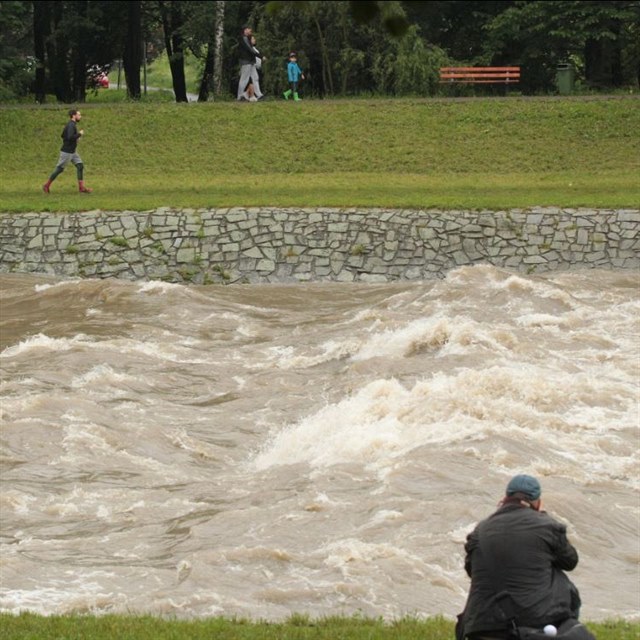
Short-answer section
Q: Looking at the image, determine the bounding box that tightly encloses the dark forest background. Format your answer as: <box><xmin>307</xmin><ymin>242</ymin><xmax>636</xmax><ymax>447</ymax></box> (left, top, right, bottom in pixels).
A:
<box><xmin>1</xmin><ymin>0</ymin><xmax>638</xmax><ymax>102</ymax></box>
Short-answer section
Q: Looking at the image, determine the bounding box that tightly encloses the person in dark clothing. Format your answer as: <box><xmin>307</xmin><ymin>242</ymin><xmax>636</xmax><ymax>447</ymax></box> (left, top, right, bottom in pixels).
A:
<box><xmin>43</xmin><ymin>109</ymin><xmax>92</xmax><ymax>194</ymax></box>
<box><xmin>237</xmin><ymin>26</ymin><xmax>265</xmax><ymax>101</ymax></box>
<box><xmin>456</xmin><ymin>475</ymin><xmax>592</xmax><ymax>640</ymax></box>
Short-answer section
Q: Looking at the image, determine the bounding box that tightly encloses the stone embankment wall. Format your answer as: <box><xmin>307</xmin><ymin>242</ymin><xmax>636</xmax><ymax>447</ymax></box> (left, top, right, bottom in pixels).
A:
<box><xmin>1</xmin><ymin>207</ymin><xmax>638</xmax><ymax>284</ymax></box>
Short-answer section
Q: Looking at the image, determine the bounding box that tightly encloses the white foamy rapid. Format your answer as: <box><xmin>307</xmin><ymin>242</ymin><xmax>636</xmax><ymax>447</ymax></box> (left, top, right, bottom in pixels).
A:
<box><xmin>0</xmin><ymin>267</ymin><xmax>638</xmax><ymax>622</ymax></box>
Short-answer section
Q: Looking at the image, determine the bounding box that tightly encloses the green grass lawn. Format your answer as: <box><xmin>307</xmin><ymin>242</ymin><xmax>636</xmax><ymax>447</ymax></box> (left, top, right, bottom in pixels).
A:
<box><xmin>1</xmin><ymin>97</ymin><xmax>638</xmax><ymax>636</ymax></box>
<box><xmin>0</xmin><ymin>613</ymin><xmax>637</xmax><ymax>640</ymax></box>
<box><xmin>144</xmin><ymin>50</ymin><xmax>202</xmax><ymax>95</ymax></box>
<box><xmin>96</xmin><ymin>49</ymin><xmax>202</xmax><ymax>96</ymax></box>
<box><xmin>0</xmin><ymin>96</ymin><xmax>638</xmax><ymax>213</ymax></box>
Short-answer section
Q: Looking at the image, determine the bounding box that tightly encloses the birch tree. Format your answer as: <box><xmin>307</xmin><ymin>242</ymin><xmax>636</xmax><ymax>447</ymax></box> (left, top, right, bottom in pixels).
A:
<box><xmin>213</xmin><ymin>1</ymin><xmax>225</xmax><ymax>97</ymax></box>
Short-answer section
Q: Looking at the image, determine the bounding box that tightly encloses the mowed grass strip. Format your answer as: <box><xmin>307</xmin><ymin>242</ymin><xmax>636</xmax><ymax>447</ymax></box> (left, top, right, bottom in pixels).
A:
<box><xmin>1</xmin><ymin>172</ymin><xmax>633</xmax><ymax>211</ymax></box>
<box><xmin>0</xmin><ymin>613</ymin><xmax>637</xmax><ymax>640</ymax></box>
<box><xmin>0</xmin><ymin>97</ymin><xmax>638</xmax><ymax>212</ymax></box>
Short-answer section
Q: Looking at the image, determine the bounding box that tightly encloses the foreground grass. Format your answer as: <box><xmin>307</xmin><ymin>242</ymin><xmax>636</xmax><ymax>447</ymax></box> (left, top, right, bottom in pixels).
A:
<box><xmin>0</xmin><ymin>96</ymin><xmax>638</xmax><ymax>212</ymax></box>
<box><xmin>0</xmin><ymin>613</ymin><xmax>636</xmax><ymax>640</ymax></box>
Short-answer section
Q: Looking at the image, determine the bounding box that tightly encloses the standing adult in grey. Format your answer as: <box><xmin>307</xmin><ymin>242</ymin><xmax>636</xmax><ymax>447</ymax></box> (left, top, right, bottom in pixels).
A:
<box><xmin>237</xmin><ymin>26</ymin><xmax>265</xmax><ymax>101</ymax></box>
<box><xmin>43</xmin><ymin>109</ymin><xmax>93</xmax><ymax>194</ymax></box>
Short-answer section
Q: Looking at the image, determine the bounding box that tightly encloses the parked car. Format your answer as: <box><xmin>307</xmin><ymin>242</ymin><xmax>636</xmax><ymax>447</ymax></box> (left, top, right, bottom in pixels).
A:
<box><xmin>87</xmin><ymin>65</ymin><xmax>110</xmax><ymax>89</ymax></box>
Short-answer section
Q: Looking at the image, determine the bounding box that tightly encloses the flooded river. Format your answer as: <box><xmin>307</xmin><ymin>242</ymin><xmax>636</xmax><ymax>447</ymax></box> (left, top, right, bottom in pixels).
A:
<box><xmin>0</xmin><ymin>266</ymin><xmax>638</xmax><ymax>621</ymax></box>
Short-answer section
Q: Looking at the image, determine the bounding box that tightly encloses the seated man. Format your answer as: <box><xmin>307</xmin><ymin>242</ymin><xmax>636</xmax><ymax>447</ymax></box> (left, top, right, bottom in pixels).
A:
<box><xmin>456</xmin><ymin>475</ymin><xmax>594</xmax><ymax>640</ymax></box>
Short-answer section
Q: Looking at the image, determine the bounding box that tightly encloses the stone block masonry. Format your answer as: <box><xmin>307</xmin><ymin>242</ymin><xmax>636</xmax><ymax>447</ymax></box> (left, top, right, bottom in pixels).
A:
<box><xmin>1</xmin><ymin>207</ymin><xmax>638</xmax><ymax>284</ymax></box>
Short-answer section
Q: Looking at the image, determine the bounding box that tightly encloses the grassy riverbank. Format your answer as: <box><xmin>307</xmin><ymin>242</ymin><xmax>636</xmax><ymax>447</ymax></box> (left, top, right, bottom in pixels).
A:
<box><xmin>1</xmin><ymin>613</ymin><xmax>637</xmax><ymax>640</ymax></box>
<box><xmin>0</xmin><ymin>96</ymin><xmax>638</xmax><ymax>212</ymax></box>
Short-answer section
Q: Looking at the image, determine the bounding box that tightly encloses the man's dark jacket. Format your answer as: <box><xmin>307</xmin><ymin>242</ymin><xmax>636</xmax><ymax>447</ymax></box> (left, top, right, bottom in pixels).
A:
<box><xmin>460</xmin><ymin>502</ymin><xmax>580</xmax><ymax>637</ymax></box>
<box><xmin>60</xmin><ymin>121</ymin><xmax>81</xmax><ymax>153</ymax></box>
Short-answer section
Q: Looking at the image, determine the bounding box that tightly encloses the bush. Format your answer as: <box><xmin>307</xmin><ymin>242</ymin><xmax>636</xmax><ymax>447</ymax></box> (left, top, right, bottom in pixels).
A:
<box><xmin>0</xmin><ymin>56</ymin><xmax>35</xmax><ymax>101</ymax></box>
<box><xmin>371</xmin><ymin>25</ymin><xmax>449</xmax><ymax>97</ymax></box>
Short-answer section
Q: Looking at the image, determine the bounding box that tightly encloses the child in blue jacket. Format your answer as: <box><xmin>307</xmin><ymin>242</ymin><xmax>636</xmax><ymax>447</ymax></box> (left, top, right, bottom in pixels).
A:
<box><xmin>283</xmin><ymin>52</ymin><xmax>305</xmax><ymax>101</ymax></box>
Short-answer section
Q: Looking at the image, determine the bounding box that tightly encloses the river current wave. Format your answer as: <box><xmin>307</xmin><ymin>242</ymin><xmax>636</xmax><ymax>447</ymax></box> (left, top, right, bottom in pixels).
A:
<box><xmin>0</xmin><ymin>266</ymin><xmax>638</xmax><ymax>620</ymax></box>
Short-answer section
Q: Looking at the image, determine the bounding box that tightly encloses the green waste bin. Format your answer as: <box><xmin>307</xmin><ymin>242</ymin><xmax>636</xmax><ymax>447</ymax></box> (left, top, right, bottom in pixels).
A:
<box><xmin>556</xmin><ymin>63</ymin><xmax>575</xmax><ymax>95</ymax></box>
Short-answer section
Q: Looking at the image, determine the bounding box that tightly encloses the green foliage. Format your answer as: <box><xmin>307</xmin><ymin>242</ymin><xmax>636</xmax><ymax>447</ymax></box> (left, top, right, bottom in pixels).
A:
<box><xmin>108</xmin><ymin>236</ymin><xmax>129</xmax><ymax>248</ymax></box>
<box><xmin>482</xmin><ymin>1</ymin><xmax>640</xmax><ymax>92</ymax></box>
<box><xmin>0</xmin><ymin>1</ymin><xmax>34</xmax><ymax>100</ymax></box>
<box><xmin>0</xmin><ymin>0</ymin><xmax>637</xmax><ymax>104</ymax></box>
<box><xmin>30</xmin><ymin>0</ymin><xmax>129</xmax><ymax>102</ymax></box>
<box><xmin>256</xmin><ymin>1</ymin><xmax>429</xmax><ymax>98</ymax></box>
<box><xmin>379</xmin><ymin>25</ymin><xmax>450</xmax><ymax>96</ymax></box>
<box><xmin>0</xmin><ymin>96</ymin><xmax>638</xmax><ymax>213</ymax></box>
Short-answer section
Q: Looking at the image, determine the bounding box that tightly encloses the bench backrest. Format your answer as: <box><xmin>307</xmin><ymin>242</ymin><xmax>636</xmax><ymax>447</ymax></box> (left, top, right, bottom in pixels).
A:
<box><xmin>439</xmin><ymin>66</ymin><xmax>520</xmax><ymax>83</ymax></box>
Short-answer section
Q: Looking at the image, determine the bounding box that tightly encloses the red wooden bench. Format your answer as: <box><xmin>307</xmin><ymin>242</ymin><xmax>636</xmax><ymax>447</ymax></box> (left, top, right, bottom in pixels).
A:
<box><xmin>439</xmin><ymin>66</ymin><xmax>521</xmax><ymax>84</ymax></box>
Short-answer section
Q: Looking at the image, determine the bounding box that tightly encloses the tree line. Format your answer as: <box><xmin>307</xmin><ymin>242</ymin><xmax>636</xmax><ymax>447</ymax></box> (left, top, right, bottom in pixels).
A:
<box><xmin>0</xmin><ymin>0</ymin><xmax>638</xmax><ymax>103</ymax></box>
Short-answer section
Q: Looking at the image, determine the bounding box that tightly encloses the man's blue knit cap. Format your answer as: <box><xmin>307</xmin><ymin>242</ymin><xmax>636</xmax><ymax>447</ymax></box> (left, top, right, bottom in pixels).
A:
<box><xmin>506</xmin><ymin>474</ymin><xmax>541</xmax><ymax>500</ymax></box>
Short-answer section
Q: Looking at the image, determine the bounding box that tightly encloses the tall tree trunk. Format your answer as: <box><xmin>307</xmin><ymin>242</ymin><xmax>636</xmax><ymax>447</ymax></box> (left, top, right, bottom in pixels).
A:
<box><xmin>123</xmin><ymin>0</ymin><xmax>142</xmax><ymax>99</ymax></box>
<box><xmin>198</xmin><ymin>0</ymin><xmax>225</xmax><ymax>102</ymax></box>
<box><xmin>71</xmin><ymin>0</ymin><xmax>89</xmax><ymax>103</ymax></box>
<box><xmin>213</xmin><ymin>0</ymin><xmax>225</xmax><ymax>97</ymax></box>
<box><xmin>313</xmin><ymin>14</ymin><xmax>333</xmax><ymax>96</ymax></box>
<box><xmin>48</xmin><ymin>1</ymin><xmax>73</xmax><ymax>102</ymax></box>
<box><xmin>608</xmin><ymin>19</ymin><xmax>624</xmax><ymax>87</ymax></box>
<box><xmin>33</xmin><ymin>0</ymin><xmax>49</xmax><ymax>103</ymax></box>
<box><xmin>198</xmin><ymin>37</ymin><xmax>215</xmax><ymax>102</ymax></box>
<box><xmin>159</xmin><ymin>0</ymin><xmax>188</xmax><ymax>103</ymax></box>
<box><xmin>584</xmin><ymin>18</ymin><xmax>624</xmax><ymax>90</ymax></box>
<box><xmin>584</xmin><ymin>38</ymin><xmax>615</xmax><ymax>88</ymax></box>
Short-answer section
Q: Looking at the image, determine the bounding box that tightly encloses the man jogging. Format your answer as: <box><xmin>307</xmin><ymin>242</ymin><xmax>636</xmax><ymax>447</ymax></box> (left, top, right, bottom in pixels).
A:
<box><xmin>43</xmin><ymin>109</ymin><xmax>93</xmax><ymax>194</ymax></box>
